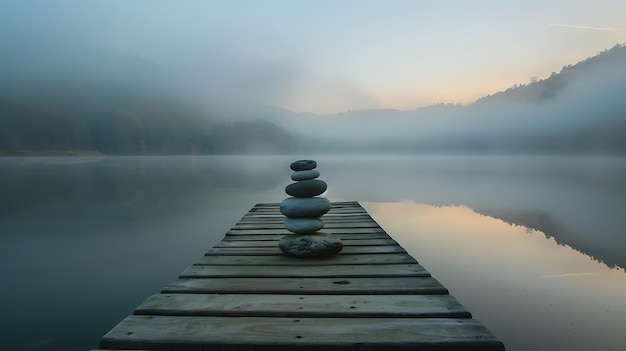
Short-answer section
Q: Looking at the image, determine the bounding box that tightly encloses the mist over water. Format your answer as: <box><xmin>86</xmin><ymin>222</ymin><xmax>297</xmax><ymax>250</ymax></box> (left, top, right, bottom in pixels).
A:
<box><xmin>2</xmin><ymin>9</ymin><xmax>625</xmax><ymax>156</ymax></box>
<box><xmin>0</xmin><ymin>155</ymin><xmax>625</xmax><ymax>351</ymax></box>
<box><xmin>1</xmin><ymin>4</ymin><xmax>626</xmax><ymax>351</ymax></box>
<box><xmin>276</xmin><ymin>47</ymin><xmax>626</xmax><ymax>155</ymax></box>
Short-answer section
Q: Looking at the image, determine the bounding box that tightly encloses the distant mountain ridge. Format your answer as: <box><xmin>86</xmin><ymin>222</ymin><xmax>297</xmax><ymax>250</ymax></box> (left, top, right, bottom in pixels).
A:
<box><xmin>472</xmin><ymin>43</ymin><xmax>626</xmax><ymax>106</ymax></box>
<box><xmin>276</xmin><ymin>43</ymin><xmax>626</xmax><ymax>155</ymax></box>
<box><xmin>0</xmin><ymin>43</ymin><xmax>624</xmax><ymax>155</ymax></box>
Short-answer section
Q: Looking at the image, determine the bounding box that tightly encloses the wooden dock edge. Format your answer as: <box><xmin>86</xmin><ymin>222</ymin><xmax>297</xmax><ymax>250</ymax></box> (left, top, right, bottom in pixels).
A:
<box><xmin>95</xmin><ymin>201</ymin><xmax>504</xmax><ymax>350</ymax></box>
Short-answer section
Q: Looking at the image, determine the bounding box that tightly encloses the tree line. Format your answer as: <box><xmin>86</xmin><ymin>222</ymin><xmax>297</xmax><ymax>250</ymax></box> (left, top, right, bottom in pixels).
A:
<box><xmin>0</xmin><ymin>95</ymin><xmax>293</xmax><ymax>155</ymax></box>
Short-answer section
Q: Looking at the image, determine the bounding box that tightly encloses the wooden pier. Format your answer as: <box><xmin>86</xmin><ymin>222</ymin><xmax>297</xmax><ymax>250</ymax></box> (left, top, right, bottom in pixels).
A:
<box><xmin>97</xmin><ymin>201</ymin><xmax>504</xmax><ymax>350</ymax></box>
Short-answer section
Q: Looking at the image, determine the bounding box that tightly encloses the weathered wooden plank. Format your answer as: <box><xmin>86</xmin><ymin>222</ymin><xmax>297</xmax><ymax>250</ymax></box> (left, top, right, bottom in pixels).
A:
<box><xmin>275</xmin><ymin>212</ymin><xmax>366</xmax><ymax>216</ymax></box>
<box><xmin>195</xmin><ymin>253</ymin><xmax>418</xmax><ymax>266</ymax></box>
<box><xmin>225</xmin><ymin>233</ymin><xmax>391</xmax><ymax>240</ymax></box>
<box><xmin>235</xmin><ymin>220</ymin><xmax>375</xmax><ymax>226</ymax></box>
<box><xmin>215</xmin><ymin>238</ymin><xmax>399</xmax><ymax>247</ymax></box>
<box><xmin>101</xmin><ymin>315</ymin><xmax>504</xmax><ymax>350</ymax></box>
<box><xmin>240</xmin><ymin>212</ymin><xmax>372</xmax><ymax>218</ymax></box>
<box><xmin>162</xmin><ymin>277</ymin><xmax>448</xmax><ymax>295</ymax></box>
<box><xmin>253</xmin><ymin>204</ymin><xmax>364</xmax><ymax>210</ymax></box>
<box><xmin>180</xmin><ymin>263</ymin><xmax>429</xmax><ymax>278</ymax></box>
<box><xmin>247</xmin><ymin>209</ymin><xmax>367</xmax><ymax>213</ymax></box>
<box><xmin>249</xmin><ymin>204</ymin><xmax>361</xmax><ymax>209</ymax></box>
<box><xmin>250</xmin><ymin>207</ymin><xmax>367</xmax><ymax>213</ymax></box>
<box><xmin>232</xmin><ymin>222</ymin><xmax>381</xmax><ymax>229</ymax></box>
<box><xmin>242</xmin><ymin>212</ymin><xmax>371</xmax><ymax>219</ymax></box>
<box><xmin>135</xmin><ymin>294</ymin><xmax>470</xmax><ymax>318</ymax></box>
<box><xmin>250</xmin><ymin>209</ymin><xmax>366</xmax><ymax>213</ymax></box>
<box><xmin>220</xmin><ymin>234</ymin><xmax>394</xmax><ymax>241</ymax></box>
<box><xmin>238</xmin><ymin>215</ymin><xmax>374</xmax><ymax>223</ymax></box>
<box><xmin>227</xmin><ymin>227</ymin><xmax>386</xmax><ymax>235</ymax></box>
<box><xmin>256</xmin><ymin>201</ymin><xmax>360</xmax><ymax>207</ymax></box>
<box><xmin>206</xmin><ymin>245</ymin><xmax>406</xmax><ymax>256</ymax></box>
<box><xmin>248</xmin><ymin>211</ymin><xmax>369</xmax><ymax>216</ymax></box>
<box><xmin>235</xmin><ymin>221</ymin><xmax>377</xmax><ymax>226</ymax></box>
<box><xmin>251</xmin><ymin>204</ymin><xmax>364</xmax><ymax>209</ymax></box>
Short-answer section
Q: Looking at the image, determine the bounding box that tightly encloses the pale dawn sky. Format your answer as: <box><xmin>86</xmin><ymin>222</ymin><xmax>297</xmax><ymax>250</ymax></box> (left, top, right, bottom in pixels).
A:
<box><xmin>1</xmin><ymin>0</ymin><xmax>625</xmax><ymax>113</ymax></box>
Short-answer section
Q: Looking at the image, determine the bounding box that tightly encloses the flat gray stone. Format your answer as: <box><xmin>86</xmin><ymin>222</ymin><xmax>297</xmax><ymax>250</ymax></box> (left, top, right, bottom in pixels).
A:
<box><xmin>285</xmin><ymin>180</ymin><xmax>327</xmax><ymax>197</ymax></box>
<box><xmin>291</xmin><ymin>169</ymin><xmax>320</xmax><ymax>181</ymax></box>
<box><xmin>279</xmin><ymin>233</ymin><xmax>343</xmax><ymax>257</ymax></box>
<box><xmin>290</xmin><ymin>160</ymin><xmax>317</xmax><ymax>171</ymax></box>
<box><xmin>284</xmin><ymin>217</ymin><xmax>324</xmax><ymax>234</ymax></box>
<box><xmin>280</xmin><ymin>197</ymin><xmax>331</xmax><ymax>218</ymax></box>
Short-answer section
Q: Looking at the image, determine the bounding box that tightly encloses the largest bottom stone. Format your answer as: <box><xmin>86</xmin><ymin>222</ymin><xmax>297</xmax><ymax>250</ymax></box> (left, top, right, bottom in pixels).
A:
<box><xmin>278</xmin><ymin>232</ymin><xmax>343</xmax><ymax>258</ymax></box>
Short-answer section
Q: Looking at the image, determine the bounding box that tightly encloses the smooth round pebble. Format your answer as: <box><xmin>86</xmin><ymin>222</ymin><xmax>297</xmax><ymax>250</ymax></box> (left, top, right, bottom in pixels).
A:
<box><xmin>279</xmin><ymin>233</ymin><xmax>343</xmax><ymax>257</ymax></box>
<box><xmin>280</xmin><ymin>197</ymin><xmax>331</xmax><ymax>217</ymax></box>
<box><xmin>291</xmin><ymin>169</ymin><xmax>320</xmax><ymax>181</ymax></box>
<box><xmin>284</xmin><ymin>217</ymin><xmax>324</xmax><ymax>234</ymax></box>
<box><xmin>290</xmin><ymin>160</ymin><xmax>317</xmax><ymax>171</ymax></box>
<box><xmin>285</xmin><ymin>179</ymin><xmax>327</xmax><ymax>197</ymax></box>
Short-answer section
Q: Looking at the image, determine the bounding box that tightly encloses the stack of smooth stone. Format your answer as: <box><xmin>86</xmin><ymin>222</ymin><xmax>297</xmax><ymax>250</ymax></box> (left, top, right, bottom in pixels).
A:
<box><xmin>278</xmin><ymin>160</ymin><xmax>343</xmax><ymax>257</ymax></box>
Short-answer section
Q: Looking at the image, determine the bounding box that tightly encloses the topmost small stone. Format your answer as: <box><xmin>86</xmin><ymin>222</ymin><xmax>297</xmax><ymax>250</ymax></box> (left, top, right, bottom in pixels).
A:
<box><xmin>290</xmin><ymin>159</ymin><xmax>317</xmax><ymax>171</ymax></box>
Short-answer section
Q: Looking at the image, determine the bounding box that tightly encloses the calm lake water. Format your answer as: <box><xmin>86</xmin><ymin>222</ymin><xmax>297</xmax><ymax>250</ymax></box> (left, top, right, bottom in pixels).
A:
<box><xmin>1</xmin><ymin>155</ymin><xmax>625</xmax><ymax>351</ymax></box>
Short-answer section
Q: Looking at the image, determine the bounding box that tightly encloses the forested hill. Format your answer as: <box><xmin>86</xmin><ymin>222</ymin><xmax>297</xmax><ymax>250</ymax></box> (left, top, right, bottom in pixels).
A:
<box><xmin>0</xmin><ymin>86</ymin><xmax>292</xmax><ymax>155</ymax></box>
<box><xmin>275</xmin><ymin>43</ymin><xmax>626</xmax><ymax>155</ymax></box>
<box><xmin>472</xmin><ymin>44</ymin><xmax>626</xmax><ymax>106</ymax></box>
<box><xmin>0</xmin><ymin>35</ymin><xmax>294</xmax><ymax>156</ymax></box>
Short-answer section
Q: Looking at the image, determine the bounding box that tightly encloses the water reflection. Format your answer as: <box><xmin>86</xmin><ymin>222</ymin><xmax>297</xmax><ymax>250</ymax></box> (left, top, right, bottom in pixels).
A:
<box><xmin>0</xmin><ymin>156</ymin><xmax>293</xmax><ymax>350</ymax></box>
<box><xmin>0</xmin><ymin>156</ymin><xmax>288</xmax><ymax>219</ymax></box>
<box><xmin>364</xmin><ymin>201</ymin><xmax>626</xmax><ymax>351</ymax></box>
<box><xmin>0</xmin><ymin>155</ymin><xmax>624</xmax><ymax>351</ymax></box>
<box><xmin>319</xmin><ymin>155</ymin><xmax>626</xmax><ymax>269</ymax></box>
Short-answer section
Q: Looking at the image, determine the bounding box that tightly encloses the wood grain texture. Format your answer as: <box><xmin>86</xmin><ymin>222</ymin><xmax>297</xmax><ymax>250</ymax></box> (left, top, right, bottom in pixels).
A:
<box><xmin>243</xmin><ymin>212</ymin><xmax>370</xmax><ymax>219</ymax></box>
<box><xmin>162</xmin><ymin>276</ymin><xmax>448</xmax><ymax>295</ymax></box>
<box><xmin>227</xmin><ymin>228</ymin><xmax>387</xmax><ymax>235</ymax></box>
<box><xmin>206</xmin><ymin>245</ymin><xmax>406</xmax><ymax>256</ymax></box>
<box><xmin>250</xmin><ymin>209</ymin><xmax>367</xmax><ymax>215</ymax></box>
<box><xmin>195</xmin><ymin>253</ymin><xmax>418</xmax><ymax>266</ymax></box>
<box><xmin>101</xmin><ymin>315</ymin><xmax>504</xmax><ymax>350</ymax></box>
<box><xmin>238</xmin><ymin>215</ymin><xmax>374</xmax><ymax>223</ymax></box>
<box><xmin>180</xmin><ymin>263</ymin><xmax>429</xmax><ymax>278</ymax></box>
<box><xmin>135</xmin><ymin>293</ymin><xmax>471</xmax><ymax>318</ymax></box>
<box><xmin>97</xmin><ymin>201</ymin><xmax>504</xmax><ymax>351</ymax></box>
<box><xmin>215</xmin><ymin>238</ymin><xmax>399</xmax><ymax>247</ymax></box>
<box><xmin>232</xmin><ymin>222</ymin><xmax>381</xmax><ymax>229</ymax></box>
<box><xmin>222</xmin><ymin>233</ymin><xmax>391</xmax><ymax>241</ymax></box>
